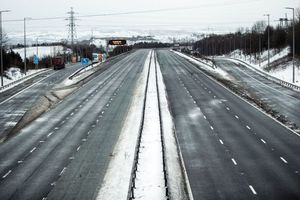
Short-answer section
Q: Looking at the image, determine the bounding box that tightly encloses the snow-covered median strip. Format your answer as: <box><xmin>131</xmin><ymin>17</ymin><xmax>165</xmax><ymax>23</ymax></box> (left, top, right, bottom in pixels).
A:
<box><xmin>133</xmin><ymin>51</ymin><xmax>166</xmax><ymax>200</ymax></box>
<box><xmin>95</xmin><ymin>51</ymin><xmax>151</xmax><ymax>200</ymax></box>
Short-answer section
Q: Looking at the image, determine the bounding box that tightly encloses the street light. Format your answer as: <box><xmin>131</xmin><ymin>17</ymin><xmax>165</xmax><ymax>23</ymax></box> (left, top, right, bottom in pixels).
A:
<box><xmin>23</xmin><ymin>17</ymin><xmax>31</xmax><ymax>75</ymax></box>
<box><xmin>0</xmin><ymin>10</ymin><xmax>11</xmax><ymax>87</ymax></box>
<box><xmin>285</xmin><ymin>7</ymin><xmax>295</xmax><ymax>83</ymax></box>
<box><xmin>264</xmin><ymin>14</ymin><xmax>270</xmax><ymax>68</ymax></box>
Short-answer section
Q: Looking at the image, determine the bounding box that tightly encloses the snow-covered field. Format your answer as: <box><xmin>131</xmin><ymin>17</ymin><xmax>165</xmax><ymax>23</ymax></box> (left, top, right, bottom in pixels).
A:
<box><xmin>11</xmin><ymin>46</ymin><xmax>65</xmax><ymax>61</ymax></box>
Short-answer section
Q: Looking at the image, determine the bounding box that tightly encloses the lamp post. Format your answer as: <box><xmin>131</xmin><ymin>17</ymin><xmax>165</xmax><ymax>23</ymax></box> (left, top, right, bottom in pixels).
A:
<box><xmin>264</xmin><ymin>14</ymin><xmax>270</xmax><ymax>68</ymax></box>
<box><xmin>23</xmin><ymin>17</ymin><xmax>31</xmax><ymax>75</ymax></box>
<box><xmin>285</xmin><ymin>7</ymin><xmax>295</xmax><ymax>83</ymax></box>
<box><xmin>0</xmin><ymin>10</ymin><xmax>11</xmax><ymax>87</ymax></box>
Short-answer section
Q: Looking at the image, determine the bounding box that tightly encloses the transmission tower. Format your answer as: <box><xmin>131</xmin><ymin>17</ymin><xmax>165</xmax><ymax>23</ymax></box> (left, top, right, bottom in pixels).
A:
<box><xmin>67</xmin><ymin>7</ymin><xmax>77</xmax><ymax>54</ymax></box>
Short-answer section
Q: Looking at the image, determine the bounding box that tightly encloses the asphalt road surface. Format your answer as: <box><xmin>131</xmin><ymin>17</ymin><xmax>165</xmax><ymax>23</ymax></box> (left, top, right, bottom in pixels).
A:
<box><xmin>0</xmin><ymin>49</ymin><xmax>149</xmax><ymax>200</ymax></box>
<box><xmin>0</xmin><ymin>64</ymin><xmax>84</xmax><ymax>139</ymax></box>
<box><xmin>215</xmin><ymin>58</ymin><xmax>300</xmax><ymax>129</ymax></box>
<box><xmin>157</xmin><ymin>50</ymin><xmax>300</xmax><ymax>200</ymax></box>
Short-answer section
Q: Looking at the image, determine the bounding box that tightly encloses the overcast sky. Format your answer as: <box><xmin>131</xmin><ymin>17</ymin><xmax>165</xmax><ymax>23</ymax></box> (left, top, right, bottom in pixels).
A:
<box><xmin>1</xmin><ymin>0</ymin><xmax>300</xmax><ymax>35</ymax></box>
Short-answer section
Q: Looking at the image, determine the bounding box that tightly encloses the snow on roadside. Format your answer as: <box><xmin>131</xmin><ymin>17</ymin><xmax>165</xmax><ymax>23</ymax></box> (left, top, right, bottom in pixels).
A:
<box><xmin>1</xmin><ymin>68</ymin><xmax>49</xmax><ymax>93</ymax></box>
<box><xmin>95</xmin><ymin>51</ymin><xmax>151</xmax><ymax>200</ymax></box>
<box><xmin>172</xmin><ymin>50</ymin><xmax>233</xmax><ymax>81</ymax></box>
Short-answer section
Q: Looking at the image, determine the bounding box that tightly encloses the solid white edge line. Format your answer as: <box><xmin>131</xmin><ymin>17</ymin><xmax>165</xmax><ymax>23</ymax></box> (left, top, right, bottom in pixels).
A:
<box><xmin>249</xmin><ymin>185</ymin><xmax>257</xmax><ymax>195</ymax></box>
<box><xmin>172</xmin><ymin>51</ymin><xmax>300</xmax><ymax>138</ymax></box>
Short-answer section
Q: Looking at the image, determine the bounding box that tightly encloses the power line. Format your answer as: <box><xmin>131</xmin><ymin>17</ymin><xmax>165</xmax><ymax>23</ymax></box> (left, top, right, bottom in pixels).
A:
<box><xmin>2</xmin><ymin>0</ymin><xmax>263</xmax><ymax>23</ymax></box>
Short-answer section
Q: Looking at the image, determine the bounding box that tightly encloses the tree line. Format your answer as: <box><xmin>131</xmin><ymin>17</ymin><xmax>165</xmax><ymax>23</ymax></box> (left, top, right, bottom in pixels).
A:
<box><xmin>194</xmin><ymin>9</ymin><xmax>300</xmax><ymax>58</ymax></box>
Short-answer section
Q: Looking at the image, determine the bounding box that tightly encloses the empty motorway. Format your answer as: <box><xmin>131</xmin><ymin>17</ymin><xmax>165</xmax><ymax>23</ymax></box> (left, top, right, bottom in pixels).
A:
<box><xmin>0</xmin><ymin>49</ymin><xmax>299</xmax><ymax>200</ymax></box>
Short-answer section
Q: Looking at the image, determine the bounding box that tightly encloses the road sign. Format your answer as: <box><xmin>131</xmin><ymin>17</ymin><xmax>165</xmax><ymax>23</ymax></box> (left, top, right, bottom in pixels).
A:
<box><xmin>108</xmin><ymin>40</ymin><xmax>127</xmax><ymax>45</ymax></box>
<box><xmin>81</xmin><ymin>58</ymin><xmax>89</xmax><ymax>65</ymax></box>
<box><xmin>33</xmin><ymin>55</ymin><xmax>39</xmax><ymax>65</ymax></box>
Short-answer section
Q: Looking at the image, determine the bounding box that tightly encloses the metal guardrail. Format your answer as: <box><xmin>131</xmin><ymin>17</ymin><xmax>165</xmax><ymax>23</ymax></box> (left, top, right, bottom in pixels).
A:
<box><xmin>229</xmin><ymin>58</ymin><xmax>300</xmax><ymax>92</ymax></box>
<box><xmin>0</xmin><ymin>69</ymin><xmax>50</xmax><ymax>92</ymax></box>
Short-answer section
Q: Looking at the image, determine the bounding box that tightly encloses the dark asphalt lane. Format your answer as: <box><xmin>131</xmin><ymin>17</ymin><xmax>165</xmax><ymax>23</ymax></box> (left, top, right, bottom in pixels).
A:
<box><xmin>0</xmin><ymin>64</ymin><xmax>84</xmax><ymax>139</ymax></box>
<box><xmin>215</xmin><ymin>58</ymin><xmax>300</xmax><ymax>129</ymax></box>
<box><xmin>157</xmin><ymin>50</ymin><xmax>300</xmax><ymax>200</ymax></box>
<box><xmin>0</xmin><ymin>49</ymin><xmax>149</xmax><ymax>200</ymax></box>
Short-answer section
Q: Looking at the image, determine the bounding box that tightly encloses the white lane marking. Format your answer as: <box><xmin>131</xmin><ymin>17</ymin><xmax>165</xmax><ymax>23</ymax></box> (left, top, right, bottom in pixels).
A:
<box><xmin>106</xmin><ymin>104</ymin><xmax>110</xmax><ymax>107</ymax></box>
<box><xmin>18</xmin><ymin>160</ymin><xmax>23</xmax><ymax>164</ymax></box>
<box><xmin>210</xmin><ymin>126</ymin><xmax>214</xmax><ymax>130</ymax></box>
<box><xmin>193</xmin><ymin>101</ymin><xmax>196</xmax><ymax>104</ymax></box>
<box><xmin>47</xmin><ymin>132</ymin><xmax>53</xmax><ymax>138</ymax></box>
<box><xmin>231</xmin><ymin>158</ymin><xmax>237</xmax><ymax>165</ymax></box>
<box><xmin>249</xmin><ymin>185</ymin><xmax>257</xmax><ymax>195</ymax></box>
<box><xmin>2</xmin><ymin>170</ymin><xmax>12</xmax><ymax>179</ymax></box>
<box><xmin>79</xmin><ymin>105</ymin><xmax>82</xmax><ymax>108</ymax></box>
<box><xmin>59</xmin><ymin>167</ymin><xmax>67</xmax><ymax>176</ymax></box>
<box><xmin>76</xmin><ymin>146</ymin><xmax>81</xmax><ymax>152</ymax></box>
<box><xmin>30</xmin><ymin>147</ymin><xmax>37</xmax><ymax>153</ymax></box>
<box><xmin>39</xmin><ymin>140</ymin><xmax>45</xmax><ymax>143</ymax></box>
<box><xmin>82</xmin><ymin>138</ymin><xmax>87</xmax><ymax>142</ymax></box>
<box><xmin>280</xmin><ymin>157</ymin><xmax>288</xmax><ymax>164</ymax></box>
<box><xmin>203</xmin><ymin>116</ymin><xmax>207</xmax><ymax>120</ymax></box>
<box><xmin>260</xmin><ymin>139</ymin><xmax>266</xmax><ymax>144</ymax></box>
<box><xmin>54</xmin><ymin>127</ymin><xmax>59</xmax><ymax>130</ymax></box>
<box><xmin>214</xmin><ymin>96</ymin><xmax>216</xmax><ymax>98</ymax></box>
<box><xmin>101</xmin><ymin>111</ymin><xmax>105</xmax><ymax>114</ymax></box>
<box><xmin>226</xmin><ymin>107</ymin><xmax>230</xmax><ymax>111</ymax></box>
<box><xmin>246</xmin><ymin>125</ymin><xmax>251</xmax><ymax>130</ymax></box>
<box><xmin>235</xmin><ymin>115</ymin><xmax>239</xmax><ymax>119</ymax></box>
<box><xmin>70</xmin><ymin>112</ymin><xmax>74</xmax><ymax>116</ymax></box>
<box><xmin>219</xmin><ymin>139</ymin><xmax>224</xmax><ymax>145</ymax></box>
<box><xmin>61</xmin><ymin>120</ymin><xmax>65</xmax><ymax>124</ymax></box>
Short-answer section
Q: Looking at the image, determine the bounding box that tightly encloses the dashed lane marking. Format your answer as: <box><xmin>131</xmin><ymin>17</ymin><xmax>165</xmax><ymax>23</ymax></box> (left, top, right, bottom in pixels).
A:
<box><xmin>219</xmin><ymin>139</ymin><xmax>224</xmax><ymax>145</ymax></box>
<box><xmin>76</xmin><ymin>146</ymin><xmax>81</xmax><ymax>152</ymax></box>
<box><xmin>30</xmin><ymin>147</ymin><xmax>37</xmax><ymax>153</ymax></box>
<box><xmin>235</xmin><ymin>115</ymin><xmax>239</xmax><ymax>119</ymax></box>
<box><xmin>246</xmin><ymin>125</ymin><xmax>251</xmax><ymax>130</ymax></box>
<box><xmin>231</xmin><ymin>158</ymin><xmax>237</xmax><ymax>165</ymax></box>
<box><xmin>47</xmin><ymin>132</ymin><xmax>53</xmax><ymax>138</ymax></box>
<box><xmin>2</xmin><ymin>170</ymin><xmax>12</xmax><ymax>179</ymax></box>
<box><xmin>249</xmin><ymin>185</ymin><xmax>257</xmax><ymax>195</ymax></box>
<box><xmin>280</xmin><ymin>157</ymin><xmax>288</xmax><ymax>164</ymax></box>
<box><xmin>260</xmin><ymin>139</ymin><xmax>266</xmax><ymax>144</ymax></box>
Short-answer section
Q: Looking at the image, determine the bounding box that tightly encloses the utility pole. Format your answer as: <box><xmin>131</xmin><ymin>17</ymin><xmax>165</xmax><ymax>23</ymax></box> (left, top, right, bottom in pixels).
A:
<box><xmin>36</xmin><ymin>37</ymin><xmax>38</xmax><ymax>69</ymax></box>
<box><xmin>0</xmin><ymin>10</ymin><xmax>10</xmax><ymax>87</ymax></box>
<box><xmin>264</xmin><ymin>14</ymin><xmax>270</xmax><ymax>68</ymax></box>
<box><xmin>24</xmin><ymin>18</ymin><xmax>30</xmax><ymax>75</ymax></box>
<box><xmin>285</xmin><ymin>7</ymin><xmax>295</xmax><ymax>83</ymax></box>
